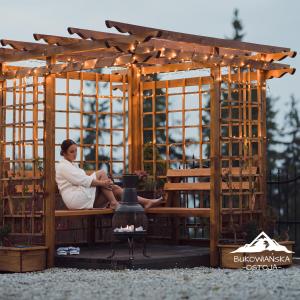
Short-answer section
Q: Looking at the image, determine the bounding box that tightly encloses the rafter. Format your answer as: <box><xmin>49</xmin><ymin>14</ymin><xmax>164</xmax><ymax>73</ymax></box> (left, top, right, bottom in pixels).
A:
<box><xmin>106</xmin><ymin>20</ymin><xmax>290</xmax><ymax>54</ymax></box>
<box><xmin>0</xmin><ymin>39</ymin><xmax>119</xmax><ymax>62</ymax></box>
<box><xmin>0</xmin><ymin>50</ymin><xmax>161</xmax><ymax>79</ymax></box>
<box><xmin>0</xmin><ymin>39</ymin><xmax>48</xmax><ymax>51</ymax></box>
<box><xmin>33</xmin><ymin>33</ymin><xmax>82</xmax><ymax>46</ymax></box>
<box><xmin>68</xmin><ymin>27</ymin><xmax>160</xmax><ymax>43</ymax></box>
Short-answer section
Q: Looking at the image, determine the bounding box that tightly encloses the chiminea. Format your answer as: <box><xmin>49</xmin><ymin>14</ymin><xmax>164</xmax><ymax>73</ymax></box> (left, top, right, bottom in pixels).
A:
<box><xmin>112</xmin><ymin>174</ymin><xmax>148</xmax><ymax>238</ymax></box>
<box><xmin>109</xmin><ymin>174</ymin><xmax>148</xmax><ymax>260</ymax></box>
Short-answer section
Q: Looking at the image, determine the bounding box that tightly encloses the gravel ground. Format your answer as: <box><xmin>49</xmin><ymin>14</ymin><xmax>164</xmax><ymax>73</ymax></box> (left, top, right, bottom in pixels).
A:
<box><xmin>0</xmin><ymin>266</ymin><xmax>300</xmax><ymax>300</ymax></box>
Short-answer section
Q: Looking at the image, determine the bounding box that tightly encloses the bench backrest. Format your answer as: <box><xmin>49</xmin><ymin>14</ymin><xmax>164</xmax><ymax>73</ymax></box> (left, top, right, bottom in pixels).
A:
<box><xmin>166</xmin><ymin>167</ymin><xmax>258</xmax><ymax>178</ymax></box>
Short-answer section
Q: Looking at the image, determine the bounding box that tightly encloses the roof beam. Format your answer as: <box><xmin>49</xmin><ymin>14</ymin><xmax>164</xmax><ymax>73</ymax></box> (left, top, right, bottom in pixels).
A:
<box><xmin>68</xmin><ymin>27</ymin><xmax>160</xmax><ymax>43</ymax></box>
<box><xmin>1</xmin><ymin>39</ymin><xmax>48</xmax><ymax>51</ymax></box>
<box><xmin>142</xmin><ymin>38</ymin><xmax>251</xmax><ymax>56</ymax></box>
<box><xmin>140</xmin><ymin>58</ymin><xmax>292</xmax><ymax>75</ymax></box>
<box><xmin>0</xmin><ymin>51</ymin><xmax>160</xmax><ymax>79</ymax></box>
<box><xmin>0</xmin><ymin>39</ymin><xmax>121</xmax><ymax>62</ymax></box>
<box><xmin>106</xmin><ymin>20</ymin><xmax>290</xmax><ymax>54</ymax></box>
<box><xmin>33</xmin><ymin>33</ymin><xmax>82</xmax><ymax>46</ymax></box>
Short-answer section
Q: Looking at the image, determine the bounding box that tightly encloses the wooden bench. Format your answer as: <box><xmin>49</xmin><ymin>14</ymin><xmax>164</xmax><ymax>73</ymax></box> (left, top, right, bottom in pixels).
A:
<box><xmin>55</xmin><ymin>207</ymin><xmax>210</xmax><ymax>217</ymax></box>
<box><xmin>164</xmin><ymin>167</ymin><xmax>258</xmax><ymax>207</ymax></box>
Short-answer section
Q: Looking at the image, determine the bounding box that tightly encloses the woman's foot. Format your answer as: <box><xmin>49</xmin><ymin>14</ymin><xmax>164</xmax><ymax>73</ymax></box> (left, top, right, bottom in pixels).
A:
<box><xmin>109</xmin><ymin>201</ymin><xmax>120</xmax><ymax>210</ymax></box>
<box><xmin>144</xmin><ymin>196</ymin><xmax>163</xmax><ymax>209</ymax></box>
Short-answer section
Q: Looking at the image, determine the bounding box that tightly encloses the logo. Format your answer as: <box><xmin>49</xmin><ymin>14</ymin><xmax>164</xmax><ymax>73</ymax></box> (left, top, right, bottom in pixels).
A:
<box><xmin>230</xmin><ymin>231</ymin><xmax>294</xmax><ymax>254</ymax></box>
<box><xmin>229</xmin><ymin>231</ymin><xmax>294</xmax><ymax>270</ymax></box>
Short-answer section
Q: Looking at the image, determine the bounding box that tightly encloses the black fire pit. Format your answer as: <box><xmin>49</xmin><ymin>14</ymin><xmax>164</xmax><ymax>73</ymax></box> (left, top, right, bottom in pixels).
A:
<box><xmin>108</xmin><ymin>174</ymin><xmax>149</xmax><ymax>260</ymax></box>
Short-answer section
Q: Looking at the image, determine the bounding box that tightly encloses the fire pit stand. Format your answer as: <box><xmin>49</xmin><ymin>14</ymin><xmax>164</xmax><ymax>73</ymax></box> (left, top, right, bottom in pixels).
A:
<box><xmin>107</xmin><ymin>234</ymin><xmax>149</xmax><ymax>260</ymax></box>
<box><xmin>108</xmin><ymin>174</ymin><xmax>150</xmax><ymax>261</ymax></box>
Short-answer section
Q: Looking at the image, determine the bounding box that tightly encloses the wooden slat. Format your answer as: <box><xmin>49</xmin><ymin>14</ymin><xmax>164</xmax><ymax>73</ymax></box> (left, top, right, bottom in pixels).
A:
<box><xmin>0</xmin><ymin>246</ymin><xmax>47</xmax><ymax>251</ymax></box>
<box><xmin>0</xmin><ymin>52</ymin><xmax>158</xmax><ymax>79</ymax></box>
<box><xmin>33</xmin><ymin>33</ymin><xmax>82</xmax><ymax>46</ymax></box>
<box><xmin>221</xmin><ymin>209</ymin><xmax>263</xmax><ymax>215</ymax></box>
<box><xmin>167</xmin><ymin>168</ymin><xmax>211</xmax><ymax>177</ymax></box>
<box><xmin>67</xmin><ymin>27</ymin><xmax>158</xmax><ymax>43</ymax></box>
<box><xmin>142</xmin><ymin>38</ymin><xmax>251</xmax><ymax>56</ymax></box>
<box><xmin>164</xmin><ymin>182</ymin><xmax>251</xmax><ymax>191</ymax></box>
<box><xmin>141</xmin><ymin>60</ymin><xmax>293</xmax><ymax>75</ymax></box>
<box><xmin>55</xmin><ymin>208</ymin><xmax>113</xmax><ymax>217</ymax></box>
<box><xmin>146</xmin><ymin>207</ymin><xmax>210</xmax><ymax>217</ymax></box>
<box><xmin>0</xmin><ymin>39</ymin><xmax>110</xmax><ymax>63</ymax></box>
<box><xmin>141</xmin><ymin>69</ymin><xmax>292</xmax><ymax>91</ymax></box>
<box><xmin>54</xmin><ymin>207</ymin><xmax>210</xmax><ymax>217</ymax></box>
<box><xmin>166</xmin><ymin>167</ymin><xmax>257</xmax><ymax>178</ymax></box>
<box><xmin>0</xmin><ymin>39</ymin><xmax>48</xmax><ymax>51</ymax></box>
<box><xmin>106</xmin><ymin>20</ymin><xmax>290</xmax><ymax>53</ymax></box>
<box><xmin>266</xmin><ymin>68</ymin><xmax>296</xmax><ymax>79</ymax></box>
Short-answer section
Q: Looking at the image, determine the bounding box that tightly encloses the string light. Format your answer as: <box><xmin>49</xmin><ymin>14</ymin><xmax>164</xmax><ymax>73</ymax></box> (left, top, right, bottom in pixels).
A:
<box><xmin>130</xmin><ymin>44</ymin><xmax>135</xmax><ymax>51</ymax></box>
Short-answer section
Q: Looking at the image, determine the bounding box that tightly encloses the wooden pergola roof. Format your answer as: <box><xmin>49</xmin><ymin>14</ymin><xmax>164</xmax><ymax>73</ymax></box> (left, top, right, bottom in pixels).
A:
<box><xmin>0</xmin><ymin>20</ymin><xmax>296</xmax><ymax>79</ymax></box>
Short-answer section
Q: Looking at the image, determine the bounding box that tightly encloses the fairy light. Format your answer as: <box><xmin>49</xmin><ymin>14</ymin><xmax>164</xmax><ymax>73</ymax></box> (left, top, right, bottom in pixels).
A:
<box><xmin>130</xmin><ymin>44</ymin><xmax>135</xmax><ymax>51</ymax></box>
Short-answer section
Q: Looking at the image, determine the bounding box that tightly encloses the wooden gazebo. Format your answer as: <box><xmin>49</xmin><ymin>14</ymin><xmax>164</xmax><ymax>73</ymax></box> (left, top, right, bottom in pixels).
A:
<box><xmin>0</xmin><ymin>21</ymin><xmax>296</xmax><ymax>268</ymax></box>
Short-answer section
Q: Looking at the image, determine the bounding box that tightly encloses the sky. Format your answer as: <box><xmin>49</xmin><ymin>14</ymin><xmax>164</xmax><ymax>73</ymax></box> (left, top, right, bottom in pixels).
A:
<box><xmin>0</xmin><ymin>0</ymin><xmax>299</xmax><ymax>123</ymax></box>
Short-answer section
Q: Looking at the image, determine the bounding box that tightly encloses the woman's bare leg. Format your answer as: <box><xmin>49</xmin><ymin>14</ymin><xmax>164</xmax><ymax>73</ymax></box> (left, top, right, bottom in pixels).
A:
<box><xmin>112</xmin><ymin>184</ymin><xmax>163</xmax><ymax>208</ymax></box>
<box><xmin>94</xmin><ymin>170</ymin><xmax>119</xmax><ymax>209</ymax></box>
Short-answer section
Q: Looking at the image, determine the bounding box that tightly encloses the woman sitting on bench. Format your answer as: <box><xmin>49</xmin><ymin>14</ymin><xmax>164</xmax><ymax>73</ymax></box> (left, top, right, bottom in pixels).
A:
<box><xmin>55</xmin><ymin>139</ymin><xmax>163</xmax><ymax>210</ymax></box>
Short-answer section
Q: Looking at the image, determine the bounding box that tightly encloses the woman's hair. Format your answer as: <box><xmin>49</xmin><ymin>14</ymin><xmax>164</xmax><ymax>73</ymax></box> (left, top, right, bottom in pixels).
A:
<box><xmin>60</xmin><ymin>139</ymin><xmax>76</xmax><ymax>156</ymax></box>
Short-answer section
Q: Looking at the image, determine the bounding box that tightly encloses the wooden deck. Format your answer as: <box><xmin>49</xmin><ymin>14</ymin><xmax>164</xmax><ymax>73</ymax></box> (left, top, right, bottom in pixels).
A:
<box><xmin>55</xmin><ymin>243</ymin><xmax>210</xmax><ymax>270</ymax></box>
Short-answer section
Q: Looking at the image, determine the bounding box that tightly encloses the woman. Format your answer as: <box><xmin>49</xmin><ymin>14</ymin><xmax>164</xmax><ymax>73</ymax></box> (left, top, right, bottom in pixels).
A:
<box><xmin>55</xmin><ymin>139</ymin><xmax>163</xmax><ymax>210</ymax></box>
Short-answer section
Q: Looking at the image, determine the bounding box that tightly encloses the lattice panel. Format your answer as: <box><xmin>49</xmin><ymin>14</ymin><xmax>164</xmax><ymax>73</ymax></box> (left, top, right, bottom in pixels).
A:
<box><xmin>141</xmin><ymin>76</ymin><xmax>211</xmax><ymax>182</ymax></box>
<box><xmin>219</xmin><ymin>66</ymin><xmax>266</xmax><ymax>237</ymax></box>
<box><xmin>54</xmin><ymin>72</ymin><xmax>128</xmax><ymax>178</ymax></box>
<box><xmin>0</xmin><ymin>75</ymin><xmax>45</xmax><ymax>244</ymax></box>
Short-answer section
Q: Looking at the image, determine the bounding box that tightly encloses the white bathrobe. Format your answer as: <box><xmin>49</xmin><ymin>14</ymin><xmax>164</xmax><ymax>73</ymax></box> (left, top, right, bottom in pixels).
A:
<box><xmin>55</xmin><ymin>158</ymin><xmax>97</xmax><ymax>209</ymax></box>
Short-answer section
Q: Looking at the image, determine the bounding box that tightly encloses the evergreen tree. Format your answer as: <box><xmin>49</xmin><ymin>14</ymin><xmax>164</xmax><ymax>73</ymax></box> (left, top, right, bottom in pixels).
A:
<box><xmin>142</xmin><ymin>73</ymin><xmax>196</xmax><ymax>187</ymax></box>
<box><xmin>71</xmin><ymin>77</ymin><xmax>123</xmax><ymax>174</ymax></box>
<box><xmin>280</xmin><ymin>95</ymin><xmax>300</xmax><ymax>172</ymax></box>
<box><xmin>277</xmin><ymin>95</ymin><xmax>300</xmax><ymax>244</ymax></box>
<box><xmin>228</xmin><ymin>9</ymin><xmax>282</xmax><ymax>173</ymax></box>
<box><xmin>232</xmin><ymin>9</ymin><xmax>245</xmax><ymax>41</ymax></box>
<box><xmin>266</xmin><ymin>95</ymin><xmax>281</xmax><ymax>172</ymax></box>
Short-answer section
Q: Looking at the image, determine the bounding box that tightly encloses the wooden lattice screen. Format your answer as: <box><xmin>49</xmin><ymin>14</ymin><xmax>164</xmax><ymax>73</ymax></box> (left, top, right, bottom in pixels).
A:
<box><xmin>54</xmin><ymin>72</ymin><xmax>128</xmax><ymax>177</ymax></box>
<box><xmin>141</xmin><ymin>67</ymin><xmax>266</xmax><ymax>240</ymax></box>
<box><xmin>0</xmin><ymin>71</ymin><xmax>129</xmax><ymax>244</ymax></box>
<box><xmin>0</xmin><ymin>75</ymin><xmax>45</xmax><ymax>244</ymax></box>
<box><xmin>220</xmin><ymin>67</ymin><xmax>266</xmax><ymax>238</ymax></box>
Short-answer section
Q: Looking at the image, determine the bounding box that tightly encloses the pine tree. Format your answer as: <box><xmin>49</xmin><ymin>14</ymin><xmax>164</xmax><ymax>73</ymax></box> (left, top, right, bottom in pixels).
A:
<box><xmin>229</xmin><ymin>9</ymin><xmax>282</xmax><ymax>173</ymax></box>
<box><xmin>277</xmin><ymin>95</ymin><xmax>300</xmax><ymax>243</ymax></box>
<box><xmin>266</xmin><ymin>95</ymin><xmax>281</xmax><ymax>172</ymax></box>
<box><xmin>71</xmin><ymin>78</ymin><xmax>122</xmax><ymax>173</ymax></box>
<box><xmin>281</xmin><ymin>95</ymin><xmax>300</xmax><ymax>172</ymax></box>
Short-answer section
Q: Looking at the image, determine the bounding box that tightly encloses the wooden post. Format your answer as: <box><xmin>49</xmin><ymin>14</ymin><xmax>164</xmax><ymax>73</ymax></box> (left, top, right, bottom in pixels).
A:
<box><xmin>44</xmin><ymin>56</ymin><xmax>56</xmax><ymax>267</ymax></box>
<box><xmin>128</xmin><ymin>65</ymin><xmax>142</xmax><ymax>173</ymax></box>
<box><xmin>209</xmin><ymin>66</ymin><xmax>221</xmax><ymax>267</ymax></box>
<box><xmin>0</xmin><ymin>63</ymin><xmax>5</xmax><ymax>225</ymax></box>
<box><xmin>258</xmin><ymin>70</ymin><xmax>267</xmax><ymax>229</ymax></box>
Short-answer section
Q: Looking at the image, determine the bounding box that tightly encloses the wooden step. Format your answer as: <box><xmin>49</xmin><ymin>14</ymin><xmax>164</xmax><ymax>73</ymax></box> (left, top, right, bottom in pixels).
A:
<box><xmin>164</xmin><ymin>182</ymin><xmax>251</xmax><ymax>191</ymax></box>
